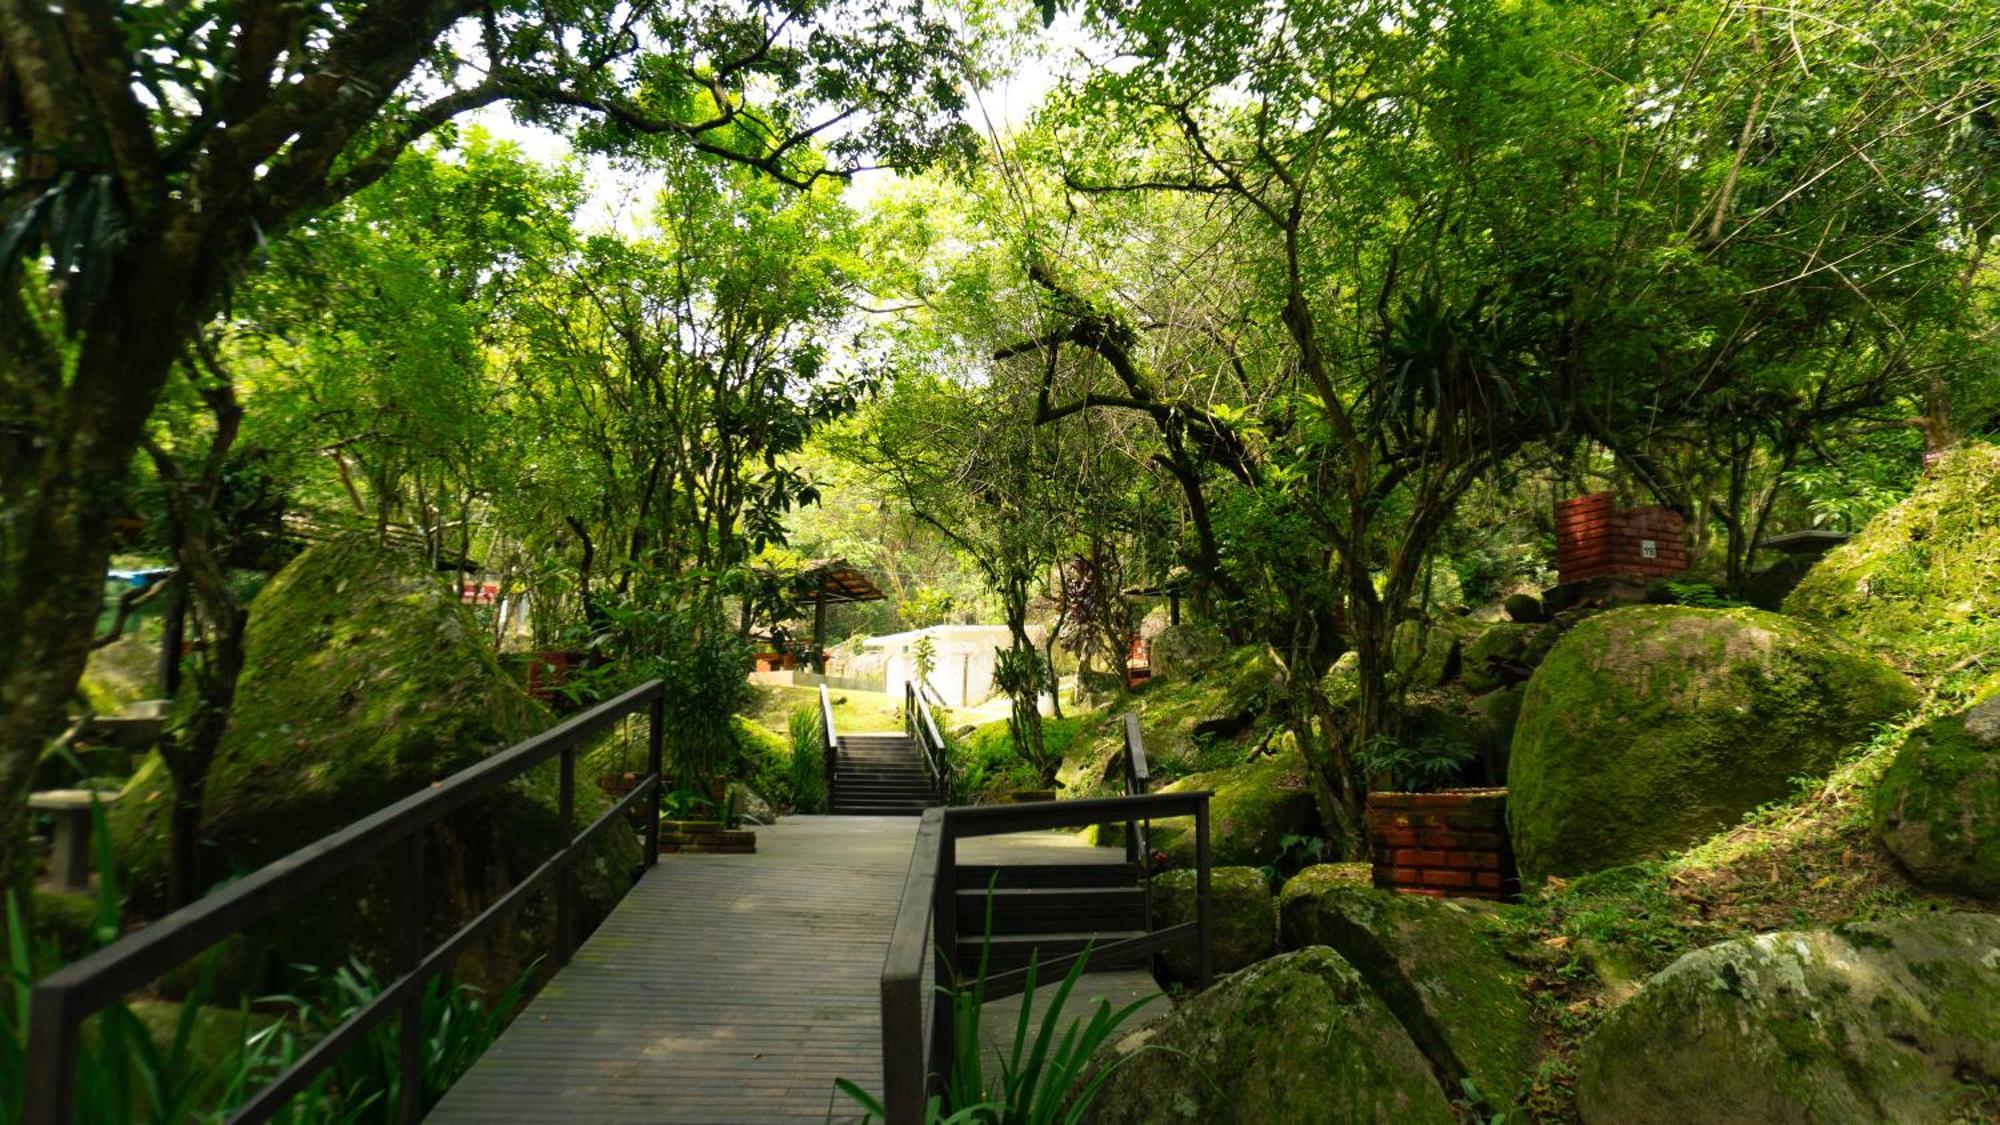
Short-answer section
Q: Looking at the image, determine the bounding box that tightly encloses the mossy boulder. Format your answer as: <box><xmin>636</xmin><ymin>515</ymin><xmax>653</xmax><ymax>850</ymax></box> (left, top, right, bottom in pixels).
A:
<box><xmin>112</xmin><ymin>536</ymin><xmax>638</xmax><ymax>990</ymax></box>
<box><xmin>1507</xmin><ymin>606</ymin><xmax>1916</xmax><ymax>881</ymax></box>
<box><xmin>1575</xmin><ymin>913</ymin><xmax>2000</xmax><ymax>1124</ymax></box>
<box><xmin>1148</xmin><ymin>748</ymin><xmax>1321</xmax><ymax>867</ymax></box>
<box><xmin>1873</xmin><ymin>691</ymin><xmax>2000</xmax><ymax>898</ymax></box>
<box><xmin>1150</xmin><ymin>866</ymin><xmax>1276</xmax><ymax>982</ymax></box>
<box><xmin>1149</xmin><ymin>624</ymin><xmax>1228</xmax><ymax>681</ymax></box>
<box><xmin>1278</xmin><ymin>876</ymin><xmax>1537</xmax><ymax>1111</ymax></box>
<box><xmin>1057</xmin><ymin>645</ymin><xmax>1287</xmax><ymax>793</ymax></box>
<box><xmin>1459</xmin><ymin>622</ymin><xmax>1537</xmax><ymax>694</ymax></box>
<box><xmin>1785</xmin><ymin>441</ymin><xmax>2000</xmax><ymax>676</ymax></box>
<box><xmin>1086</xmin><ymin>947</ymin><xmax>1454</xmax><ymax>1125</ymax></box>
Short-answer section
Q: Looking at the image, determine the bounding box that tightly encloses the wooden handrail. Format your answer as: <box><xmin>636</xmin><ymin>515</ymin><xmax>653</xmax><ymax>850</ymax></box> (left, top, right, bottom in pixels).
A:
<box><xmin>820</xmin><ymin>683</ymin><xmax>839</xmax><ymax>810</ymax></box>
<box><xmin>23</xmin><ymin>680</ymin><xmax>668</xmax><ymax>1125</ymax></box>
<box><xmin>878</xmin><ymin>790</ymin><xmax>1212</xmax><ymax>1124</ymax></box>
<box><xmin>1122</xmin><ymin>713</ymin><xmax>1152</xmax><ymax>868</ymax></box>
<box><xmin>904</xmin><ymin>681</ymin><xmax>949</xmax><ymax>803</ymax></box>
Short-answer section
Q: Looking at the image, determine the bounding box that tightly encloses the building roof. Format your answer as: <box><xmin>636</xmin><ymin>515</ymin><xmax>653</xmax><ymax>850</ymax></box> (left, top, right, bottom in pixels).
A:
<box><xmin>788</xmin><ymin>558</ymin><xmax>887</xmax><ymax>604</ymax></box>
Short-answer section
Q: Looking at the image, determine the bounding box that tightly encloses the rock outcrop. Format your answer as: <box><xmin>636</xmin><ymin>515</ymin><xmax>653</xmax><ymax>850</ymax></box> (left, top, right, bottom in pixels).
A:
<box><xmin>1507</xmin><ymin>606</ymin><xmax>1916</xmax><ymax>880</ymax></box>
<box><xmin>1873</xmin><ymin>688</ymin><xmax>2000</xmax><ymax>898</ymax></box>
<box><xmin>1575</xmin><ymin>914</ymin><xmax>2000</xmax><ymax>1124</ymax></box>
<box><xmin>1278</xmin><ymin>874</ymin><xmax>1537</xmax><ymax>1110</ymax></box>
<box><xmin>113</xmin><ymin>536</ymin><xmax>638</xmax><ymax>989</ymax></box>
<box><xmin>1149</xmin><ymin>865</ymin><xmax>1275</xmax><ymax>982</ymax></box>
<box><xmin>1086</xmin><ymin>947</ymin><xmax>1455</xmax><ymax>1124</ymax></box>
<box><xmin>1786</xmin><ymin>441</ymin><xmax>2000</xmax><ymax>676</ymax></box>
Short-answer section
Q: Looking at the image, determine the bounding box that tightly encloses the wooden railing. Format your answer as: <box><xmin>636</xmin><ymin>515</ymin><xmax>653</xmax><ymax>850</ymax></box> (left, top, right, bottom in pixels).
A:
<box><xmin>820</xmin><ymin>683</ymin><xmax>839</xmax><ymax>809</ymax></box>
<box><xmin>22</xmin><ymin>680</ymin><xmax>667</xmax><ymax>1125</ymax></box>
<box><xmin>878</xmin><ymin>787</ymin><xmax>1212</xmax><ymax>1124</ymax></box>
<box><xmin>903</xmin><ymin>681</ymin><xmax>950</xmax><ymax>804</ymax></box>
<box><xmin>1121</xmin><ymin>713</ymin><xmax>1153</xmax><ymax>869</ymax></box>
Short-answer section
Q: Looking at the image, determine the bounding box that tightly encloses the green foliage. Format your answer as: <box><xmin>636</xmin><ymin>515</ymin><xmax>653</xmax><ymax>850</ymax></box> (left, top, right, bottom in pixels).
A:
<box><xmin>3</xmin><ymin>800</ymin><xmax>529</xmax><ymax>1124</ymax></box>
<box><xmin>1357</xmin><ymin>733</ymin><xmax>1479</xmax><ymax>794</ymax></box>
<box><xmin>787</xmin><ymin>708</ymin><xmax>827</xmax><ymax>814</ymax></box>
<box><xmin>609</xmin><ymin>595</ymin><xmax>753</xmax><ymax>784</ymax></box>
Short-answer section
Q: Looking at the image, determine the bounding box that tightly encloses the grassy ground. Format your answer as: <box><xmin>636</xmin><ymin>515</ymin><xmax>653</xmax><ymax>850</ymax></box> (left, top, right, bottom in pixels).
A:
<box><xmin>744</xmin><ymin>683</ymin><xmax>905</xmax><ymax>736</ymax></box>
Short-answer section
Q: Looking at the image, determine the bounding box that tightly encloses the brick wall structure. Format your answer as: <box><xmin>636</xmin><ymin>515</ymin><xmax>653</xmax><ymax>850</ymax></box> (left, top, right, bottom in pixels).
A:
<box><xmin>1555</xmin><ymin>492</ymin><xmax>1688</xmax><ymax>585</ymax></box>
<box><xmin>1366</xmin><ymin>789</ymin><xmax>1517</xmax><ymax>901</ymax></box>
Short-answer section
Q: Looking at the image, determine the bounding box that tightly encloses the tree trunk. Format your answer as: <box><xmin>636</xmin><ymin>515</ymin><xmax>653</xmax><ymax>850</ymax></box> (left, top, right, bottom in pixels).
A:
<box><xmin>0</xmin><ymin>277</ymin><xmax>189</xmax><ymax>896</ymax></box>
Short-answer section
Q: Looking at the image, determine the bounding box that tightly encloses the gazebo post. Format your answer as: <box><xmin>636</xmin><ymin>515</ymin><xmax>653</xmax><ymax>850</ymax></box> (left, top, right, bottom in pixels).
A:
<box><xmin>812</xmin><ymin>593</ymin><xmax>828</xmax><ymax>673</ymax></box>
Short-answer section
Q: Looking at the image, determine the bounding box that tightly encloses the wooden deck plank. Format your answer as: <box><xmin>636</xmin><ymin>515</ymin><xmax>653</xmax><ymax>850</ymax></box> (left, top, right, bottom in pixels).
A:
<box><xmin>428</xmin><ymin>815</ymin><xmax>1158</xmax><ymax>1124</ymax></box>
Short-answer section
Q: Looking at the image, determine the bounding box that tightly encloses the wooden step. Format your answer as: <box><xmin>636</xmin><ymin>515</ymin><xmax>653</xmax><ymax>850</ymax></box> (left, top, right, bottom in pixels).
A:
<box><xmin>954</xmin><ymin>931</ymin><xmax>1151</xmax><ymax>973</ymax></box>
<box><xmin>956</xmin><ymin>863</ymin><xmax>1138</xmax><ymax>890</ymax></box>
<box><xmin>955</xmin><ymin>886</ymin><xmax>1146</xmax><ymax>935</ymax></box>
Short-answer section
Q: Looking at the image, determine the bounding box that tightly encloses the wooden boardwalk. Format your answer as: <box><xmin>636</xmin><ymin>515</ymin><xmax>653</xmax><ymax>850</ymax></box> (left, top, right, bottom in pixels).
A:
<box><xmin>428</xmin><ymin>815</ymin><xmax>1159</xmax><ymax>1124</ymax></box>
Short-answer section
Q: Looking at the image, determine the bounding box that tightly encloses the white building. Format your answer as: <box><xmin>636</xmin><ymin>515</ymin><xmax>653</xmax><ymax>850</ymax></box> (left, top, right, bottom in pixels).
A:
<box><xmin>869</xmin><ymin>624</ymin><xmax>1043</xmax><ymax>709</ymax></box>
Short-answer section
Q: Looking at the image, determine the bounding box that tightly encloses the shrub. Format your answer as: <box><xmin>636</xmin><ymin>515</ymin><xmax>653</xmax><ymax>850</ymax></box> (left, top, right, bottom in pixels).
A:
<box><xmin>787</xmin><ymin>707</ymin><xmax>826</xmax><ymax>813</ymax></box>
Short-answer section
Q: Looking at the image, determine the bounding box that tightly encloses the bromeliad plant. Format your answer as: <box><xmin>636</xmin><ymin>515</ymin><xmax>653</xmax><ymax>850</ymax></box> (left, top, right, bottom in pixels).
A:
<box><xmin>831</xmin><ymin>882</ymin><xmax>1156</xmax><ymax>1124</ymax></box>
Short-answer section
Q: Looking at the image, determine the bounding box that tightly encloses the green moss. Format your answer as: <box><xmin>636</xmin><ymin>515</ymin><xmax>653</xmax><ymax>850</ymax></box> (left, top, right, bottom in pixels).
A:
<box><xmin>110</xmin><ymin>536</ymin><xmax>637</xmax><ymax>992</ymax></box>
<box><xmin>1508</xmin><ymin>606</ymin><xmax>1917</xmax><ymax>881</ymax></box>
<box><xmin>1460</xmin><ymin>622</ymin><xmax>1537</xmax><ymax>694</ymax></box>
<box><xmin>1150</xmin><ymin>866</ymin><xmax>1276</xmax><ymax>982</ymax></box>
<box><xmin>1278</xmin><ymin>881</ymin><xmax>1538</xmax><ymax>1112</ymax></box>
<box><xmin>1871</xmin><ymin>694</ymin><xmax>2000</xmax><ymax>897</ymax></box>
<box><xmin>1786</xmin><ymin>441</ymin><xmax>2000</xmax><ymax>678</ymax></box>
<box><xmin>1056</xmin><ymin>645</ymin><xmax>1287</xmax><ymax>794</ymax></box>
<box><xmin>1575</xmin><ymin>914</ymin><xmax>2000</xmax><ymax>1123</ymax></box>
<box><xmin>1143</xmin><ymin>748</ymin><xmax>1322</xmax><ymax>867</ymax></box>
<box><xmin>1088</xmin><ymin>947</ymin><xmax>1456</xmax><ymax>1124</ymax></box>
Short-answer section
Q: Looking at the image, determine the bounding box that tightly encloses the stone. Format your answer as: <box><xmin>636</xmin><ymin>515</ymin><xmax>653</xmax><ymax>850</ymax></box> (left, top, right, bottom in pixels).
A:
<box><xmin>1148</xmin><ymin>624</ymin><xmax>1229</xmax><ymax>681</ymax></box>
<box><xmin>111</xmin><ymin>536</ymin><xmax>638</xmax><ymax>992</ymax></box>
<box><xmin>1086</xmin><ymin>947</ymin><xmax>1455</xmax><ymax>1125</ymax></box>
<box><xmin>1575</xmin><ymin>914</ymin><xmax>2000</xmax><ymax>1124</ymax></box>
<box><xmin>1148</xmin><ymin>749</ymin><xmax>1322</xmax><ymax>868</ymax></box>
<box><xmin>1149</xmin><ymin>866</ymin><xmax>1276</xmax><ymax>983</ymax></box>
<box><xmin>1459</xmin><ymin>623</ymin><xmax>1537</xmax><ymax>694</ymax></box>
<box><xmin>1787</xmin><ymin>442</ymin><xmax>2000</xmax><ymax>675</ymax></box>
<box><xmin>1507</xmin><ymin>606</ymin><xmax>1917</xmax><ymax>881</ymax></box>
<box><xmin>1278</xmin><ymin>875</ymin><xmax>1537</xmax><ymax>1110</ymax></box>
<box><xmin>1873</xmin><ymin>690</ymin><xmax>2000</xmax><ymax>897</ymax></box>
<box><xmin>1503</xmin><ymin>593</ymin><xmax>1545</xmax><ymax>623</ymax></box>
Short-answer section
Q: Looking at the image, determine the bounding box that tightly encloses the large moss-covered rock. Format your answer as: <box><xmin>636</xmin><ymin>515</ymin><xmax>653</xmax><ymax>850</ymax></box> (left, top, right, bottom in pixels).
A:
<box><xmin>1786</xmin><ymin>441</ymin><xmax>2000</xmax><ymax>675</ymax></box>
<box><xmin>1873</xmin><ymin>690</ymin><xmax>2000</xmax><ymax>898</ymax></box>
<box><xmin>1278</xmin><ymin>874</ymin><xmax>1537</xmax><ymax>1110</ymax></box>
<box><xmin>112</xmin><ymin>537</ymin><xmax>638</xmax><ymax>989</ymax></box>
<box><xmin>1150</xmin><ymin>866</ymin><xmax>1275</xmax><ymax>982</ymax></box>
<box><xmin>1149</xmin><ymin>624</ymin><xmax>1228</xmax><ymax>681</ymax></box>
<box><xmin>1508</xmin><ymin>606</ymin><xmax>1916</xmax><ymax>881</ymax></box>
<box><xmin>1057</xmin><ymin>645</ymin><xmax>1287</xmax><ymax>794</ymax></box>
<box><xmin>1086</xmin><ymin>947</ymin><xmax>1454</xmax><ymax>1125</ymax></box>
<box><xmin>1148</xmin><ymin>748</ymin><xmax>1321</xmax><ymax>867</ymax></box>
<box><xmin>1575</xmin><ymin>914</ymin><xmax>2000</xmax><ymax>1124</ymax></box>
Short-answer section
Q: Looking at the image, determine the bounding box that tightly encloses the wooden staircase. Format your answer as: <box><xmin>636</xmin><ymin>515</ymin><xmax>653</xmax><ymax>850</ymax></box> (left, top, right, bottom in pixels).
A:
<box><xmin>831</xmin><ymin>731</ymin><xmax>940</xmax><ymax>816</ymax></box>
<box><xmin>953</xmin><ymin>862</ymin><xmax>1150</xmax><ymax>972</ymax></box>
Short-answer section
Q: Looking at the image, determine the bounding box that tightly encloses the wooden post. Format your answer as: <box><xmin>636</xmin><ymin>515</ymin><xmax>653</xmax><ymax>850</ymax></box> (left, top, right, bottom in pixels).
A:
<box><xmin>21</xmin><ymin>987</ymin><xmax>78</xmax><ymax>1125</ymax></box>
<box><xmin>397</xmin><ymin>831</ymin><xmax>426</xmax><ymax>1123</ymax></box>
<box><xmin>646</xmin><ymin>693</ymin><xmax>664</xmax><ymax>867</ymax></box>
<box><xmin>556</xmin><ymin>746</ymin><xmax>576</xmax><ymax>965</ymax></box>
<box><xmin>812</xmin><ymin>593</ymin><xmax>829</xmax><ymax>673</ymax></box>
<box><xmin>928</xmin><ymin>831</ymin><xmax>959</xmax><ymax>1099</ymax></box>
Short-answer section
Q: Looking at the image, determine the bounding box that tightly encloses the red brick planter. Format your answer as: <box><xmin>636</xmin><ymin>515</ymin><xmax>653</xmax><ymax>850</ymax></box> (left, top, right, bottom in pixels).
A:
<box><xmin>1555</xmin><ymin>492</ymin><xmax>1688</xmax><ymax>585</ymax></box>
<box><xmin>1365</xmin><ymin>789</ymin><xmax>1517</xmax><ymax>901</ymax></box>
<box><xmin>658</xmin><ymin>819</ymin><xmax>757</xmax><ymax>855</ymax></box>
